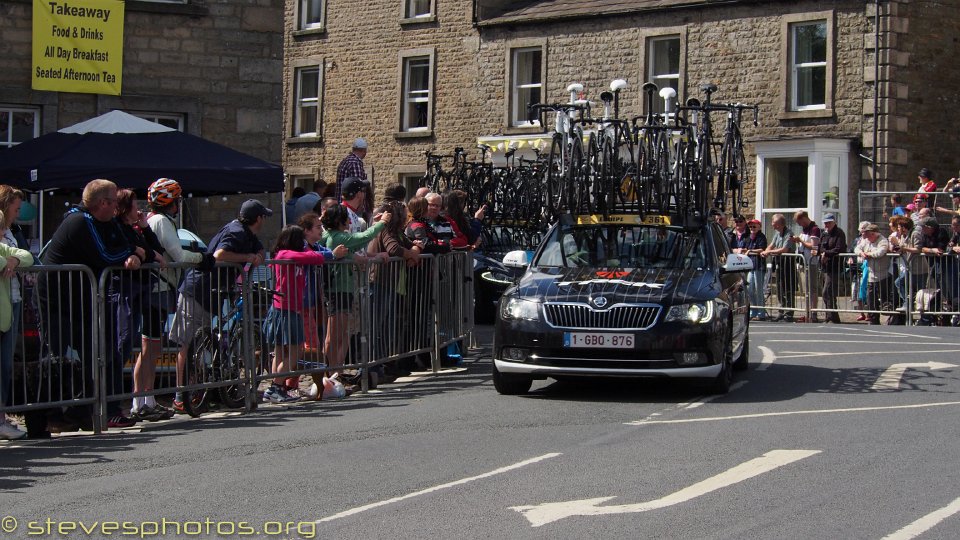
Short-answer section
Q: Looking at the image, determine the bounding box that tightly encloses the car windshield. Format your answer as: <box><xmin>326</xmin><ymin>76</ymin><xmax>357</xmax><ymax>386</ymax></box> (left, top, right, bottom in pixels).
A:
<box><xmin>535</xmin><ymin>224</ymin><xmax>707</xmax><ymax>270</ymax></box>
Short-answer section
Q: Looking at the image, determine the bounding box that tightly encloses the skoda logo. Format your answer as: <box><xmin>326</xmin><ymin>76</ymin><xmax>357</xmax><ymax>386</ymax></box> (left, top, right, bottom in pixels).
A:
<box><xmin>592</xmin><ymin>296</ymin><xmax>608</xmax><ymax>308</ymax></box>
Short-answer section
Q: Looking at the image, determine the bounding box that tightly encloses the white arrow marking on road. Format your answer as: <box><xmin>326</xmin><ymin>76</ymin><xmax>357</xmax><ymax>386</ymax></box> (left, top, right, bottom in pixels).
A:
<box><xmin>316</xmin><ymin>452</ymin><xmax>562</xmax><ymax>523</ymax></box>
<box><xmin>871</xmin><ymin>362</ymin><xmax>957</xmax><ymax>391</ymax></box>
<box><xmin>757</xmin><ymin>346</ymin><xmax>776</xmax><ymax>371</ymax></box>
<box><xmin>510</xmin><ymin>449</ymin><xmax>820</xmax><ymax>527</ymax></box>
<box><xmin>776</xmin><ymin>349</ymin><xmax>960</xmax><ymax>360</ymax></box>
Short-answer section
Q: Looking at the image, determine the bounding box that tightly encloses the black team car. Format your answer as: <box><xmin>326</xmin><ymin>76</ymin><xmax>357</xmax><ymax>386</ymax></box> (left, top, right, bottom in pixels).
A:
<box><xmin>492</xmin><ymin>215</ymin><xmax>752</xmax><ymax>395</ymax></box>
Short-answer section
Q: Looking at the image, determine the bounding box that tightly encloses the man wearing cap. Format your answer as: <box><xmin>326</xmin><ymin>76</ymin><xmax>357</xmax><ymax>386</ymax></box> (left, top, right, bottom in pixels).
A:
<box><xmin>791</xmin><ymin>211</ymin><xmax>821</xmax><ymax>321</ymax></box>
<box><xmin>169</xmin><ymin>199</ymin><xmax>271</xmax><ymax>413</ymax></box>
<box><xmin>907</xmin><ymin>193</ymin><xmax>929</xmax><ymax>227</ymax></box>
<box><xmin>336</xmin><ymin>138</ymin><xmax>368</xmax><ymax>203</ymax></box>
<box><xmin>341</xmin><ymin>177</ymin><xmax>370</xmax><ymax>235</ymax></box>
<box><xmin>854</xmin><ymin>223</ymin><xmax>891</xmax><ymax>324</ymax></box>
<box><xmin>819</xmin><ymin>213</ymin><xmax>846</xmax><ymax>323</ymax></box>
<box><xmin>917</xmin><ymin>168</ymin><xmax>937</xmax><ymax>193</ymax></box>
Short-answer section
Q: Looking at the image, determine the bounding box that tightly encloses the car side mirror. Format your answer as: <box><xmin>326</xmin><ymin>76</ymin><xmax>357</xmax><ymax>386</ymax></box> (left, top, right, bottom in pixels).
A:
<box><xmin>503</xmin><ymin>250</ymin><xmax>530</xmax><ymax>271</ymax></box>
<box><xmin>721</xmin><ymin>253</ymin><xmax>754</xmax><ymax>273</ymax></box>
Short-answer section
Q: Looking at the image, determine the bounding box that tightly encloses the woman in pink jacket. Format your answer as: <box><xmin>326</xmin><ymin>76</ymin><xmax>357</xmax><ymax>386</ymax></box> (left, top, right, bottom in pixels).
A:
<box><xmin>261</xmin><ymin>225</ymin><xmax>331</xmax><ymax>403</ymax></box>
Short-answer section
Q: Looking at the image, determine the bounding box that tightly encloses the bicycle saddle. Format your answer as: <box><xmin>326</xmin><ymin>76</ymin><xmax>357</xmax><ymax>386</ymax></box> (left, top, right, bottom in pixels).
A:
<box><xmin>600</xmin><ymin>91</ymin><xmax>614</xmax><ymax>104</ymax></box>
<box><xmin>566</xmin><ymin>82</ymin><xmax>584</xmax><ymax>93</ymax></box>
<box><xmin>659</xmin><ymin>87</ymin><xmax>677</xmax><ymax>100</ymax></box>
<box><xmin>610</xmin><ymin>79</ymin><xmax>628</xmax><ymax>91</ymax></box>
<box><xmin>700</xmin><ymin>82</ymin><xmax>718</xmax><ymax>93</ymax></box>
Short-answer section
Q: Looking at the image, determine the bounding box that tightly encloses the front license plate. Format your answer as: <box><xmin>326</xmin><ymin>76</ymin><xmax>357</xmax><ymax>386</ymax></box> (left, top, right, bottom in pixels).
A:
<box><xmin>563</xmin><ymin>332</ymin><xmax>634</xmax><ymax>348</ymax></box>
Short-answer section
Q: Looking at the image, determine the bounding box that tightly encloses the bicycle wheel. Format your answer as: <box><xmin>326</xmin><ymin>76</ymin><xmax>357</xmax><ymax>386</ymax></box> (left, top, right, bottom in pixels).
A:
<box><xmin>183</xmin><ymin>327</ymin><xmax>214</xmax><ymax>417</ymax></box>
<box><xmin>545</xmin><ymin>135</ymin><xmax>565</xmax><ymax>217</ymax></box>
<box><xmin>569</xmin><ymin>133</ymin><xmax>587</xmax><ymax>215</ymax></box>
<box><xmin>218</xmin><ymin>327</ymin><xmax>248</xmax><ymax>409</ymax></box>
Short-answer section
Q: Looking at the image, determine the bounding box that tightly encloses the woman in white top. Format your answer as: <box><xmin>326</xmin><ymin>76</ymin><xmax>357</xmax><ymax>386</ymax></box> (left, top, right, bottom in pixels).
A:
<box><xmin>0</xmin><ymin>186</ymin><xmax>36</xmax><ymax>440</ymax></box>
<box><xmin>129</xmin><ymin>178</ymin><xmax>203</xmax><ymax>419</ymax></box>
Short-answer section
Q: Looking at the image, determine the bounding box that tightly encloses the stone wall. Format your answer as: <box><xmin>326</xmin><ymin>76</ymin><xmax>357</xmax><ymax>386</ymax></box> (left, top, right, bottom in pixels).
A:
<box><xmin>1</xmin><ymin>0</ymin><xmax>285</xmax><ymax>245</ymax></box>
<box><xmin>284</xmin><ymin>0</ymin><xmax>874</xmax><ymax>221</ymax></box>
<box><xmin>880</xmin><ymin>0</ymin><xmax>960</xmax><ymax>190</ymax></box>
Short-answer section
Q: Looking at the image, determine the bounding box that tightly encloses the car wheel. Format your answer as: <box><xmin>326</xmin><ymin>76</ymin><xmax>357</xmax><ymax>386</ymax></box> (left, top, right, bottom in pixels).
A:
<box><xmin>709</xmin><ymin>358</ymin><xmax>732</xmax><ymax>395</ymax></box>
<box><xmin>733</xmin><ymin>332</ymin><xmax>749</xmax><ymax>371</ymax></box>
<box><xmin>492</xmin><ymin>363</ymin><xmax>533</xmax><ymax>395</ymax></box>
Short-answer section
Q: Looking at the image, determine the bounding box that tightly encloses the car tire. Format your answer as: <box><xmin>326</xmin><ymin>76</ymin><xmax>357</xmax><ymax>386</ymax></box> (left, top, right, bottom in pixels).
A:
<box><xmin>733</xmin><ymin>333</ymin><xmax>749</xmax><ymax>371</ymax></box>
<box><xmin>492</xmin><ymin>363</ymin><xmax>533</xmax><ymax>395</ymax></box>
<box><xmin>709</xmin><ymin>358</ymin><xmax>732</xmax><ymax>395</ymax></box>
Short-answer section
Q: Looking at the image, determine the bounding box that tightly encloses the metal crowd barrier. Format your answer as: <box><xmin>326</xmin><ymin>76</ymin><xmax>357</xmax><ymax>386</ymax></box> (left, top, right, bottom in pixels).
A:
<box><xmin>3</xmin><ymin>265</ymin><xmax>102</xmax><ymax>433</ymax></box>
<box><xmin>1</xmin><ymin>252</ymin><xmax>476</xmax><ymax>432</ymax></box>
<box><xmin>758</xmin><ymin>251</ymin><xmax>960</xmax><ymax>325</ymax></box>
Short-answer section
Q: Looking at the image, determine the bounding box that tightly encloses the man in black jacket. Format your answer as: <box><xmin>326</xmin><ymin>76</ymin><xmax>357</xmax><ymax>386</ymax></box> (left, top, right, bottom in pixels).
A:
<box><xmin>29</xmin><ymin>179</ymin><xmax>144</xmax><ymax>437</ymax></box>
<box><xmin>819</xmin><ymin>213</ymin><xmax>847</xmax><ymax>324</ymax></box>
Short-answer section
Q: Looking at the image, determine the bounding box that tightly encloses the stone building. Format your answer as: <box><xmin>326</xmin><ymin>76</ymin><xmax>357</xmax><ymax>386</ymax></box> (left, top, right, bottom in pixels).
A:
<box><xmin>1</xmin><ymin>0</ymin><xmax>285</xmax><ymax>243</ymax></box>
<box><xmin>283</xmin><ymin>0</ymin><xmax>960</xmax><ymax>232</ymax></box>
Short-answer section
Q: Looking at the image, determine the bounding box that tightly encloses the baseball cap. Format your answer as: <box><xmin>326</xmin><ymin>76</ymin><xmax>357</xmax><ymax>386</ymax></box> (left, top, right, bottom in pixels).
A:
<box><xmin>353</xmin><ymin>137</ymin><xmax>368</xmax><ymax>150</ymax></box>
<box><xmin>864</xmin><ymin>223</ymin><xmax>880</xmax><ymax>233</ymax></box>
<box><xmin>341</xmin><ymin>176</ymin><xmax>369</xmax><ymax>199</ymax></box>
<box><xmin>747</xmin><ymin>219</ymin><xmax>761</xmax><ymax>225</ymax></box>
<box><xmin>921</xmin><ymin>217</ymin><xmax>939</xmax><ymax>228</ymax></box>
<box><xmin>239</xmin><ymin>199</ymin><xmax>273</xmax><ymax>221</ymax></box>
<box><xmin>823</xmin><ymin>213</ymin><xmax>836</xmax><ymax>223</ymax></box>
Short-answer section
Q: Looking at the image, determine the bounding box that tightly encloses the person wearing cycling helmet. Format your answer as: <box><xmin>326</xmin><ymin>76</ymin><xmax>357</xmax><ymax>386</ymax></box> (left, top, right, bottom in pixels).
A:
<box><xmin>138</xmin><ymin>178</ymin><xmax>204</xmax><ymax>416</ymax></box>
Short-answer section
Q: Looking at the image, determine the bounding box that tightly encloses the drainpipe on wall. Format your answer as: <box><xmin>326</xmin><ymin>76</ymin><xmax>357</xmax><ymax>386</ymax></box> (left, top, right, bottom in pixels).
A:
<box><xmin>873</xmin><ymin>0</ymin><xmax>881</xmax><ymax>191</ymax></box>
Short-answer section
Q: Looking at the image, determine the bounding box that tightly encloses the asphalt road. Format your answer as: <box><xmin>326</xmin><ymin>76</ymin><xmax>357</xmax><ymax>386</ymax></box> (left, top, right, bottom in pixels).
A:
<box><xmin>2</xmin><ymin>324</ymin><xmax>960</xmax><ymax>539</ymax></box>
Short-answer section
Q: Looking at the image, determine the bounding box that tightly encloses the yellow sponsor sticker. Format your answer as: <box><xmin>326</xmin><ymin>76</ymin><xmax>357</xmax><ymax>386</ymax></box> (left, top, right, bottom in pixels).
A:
<box><xmin>575</xmin><ymin>214</ymin><xmax>671</xmax><ymax>226</ymax></box>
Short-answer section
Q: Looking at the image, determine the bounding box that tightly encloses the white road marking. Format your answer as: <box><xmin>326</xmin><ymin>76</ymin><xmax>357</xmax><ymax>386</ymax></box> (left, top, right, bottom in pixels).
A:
<box><xmin>624</xmin><ymin>401</ymin><xmax>960</xmax><ymax>426</ymax></box>
<box><xmin>510</xmin><ymin>449</ymin><xmax>820</xmax><ymax>527</ymax></box>
<box><xmin>862</xmin><ymin>328</ymin><xmax>945</xmax><ymax>340</ymax></box>
<box><xmin>776</xmin><ymin>349</ymin><xmax>960</xmax><ymax>360</ymax></box>
<box><xmin>315</xmin><ymin>452</ymin><xmax>562</xmax><ymax>523</ymax></box>
<box><xmin>870</xmin><ymin>362</ymin><xmax>957</xmax><ymax>391</ymax></box>
<box><xmin>682</xmin><ymin>381</ymin><xmax>748</xmax><ymax>410</ymax></box>
<box><xmin>757</xmin><ymin>346</ymin><xmax>776</xmax><ymax>371</ymax></box>
<box><xmin>881</xmin><ymin>496</ymin><xmax>960</xmax><ymax>540</ymax></box>
<box><xmin>766</xmin><ymin>340</ymin><xmax>948</xmax><ymax>345</ymax></box>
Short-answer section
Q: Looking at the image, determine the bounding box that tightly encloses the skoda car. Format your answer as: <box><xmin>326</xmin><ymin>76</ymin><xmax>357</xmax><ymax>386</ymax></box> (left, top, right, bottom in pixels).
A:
<box><xmin>492</xmin><ymin>216</ymin><xmax>752</xmax><ymax>395</ymax></box>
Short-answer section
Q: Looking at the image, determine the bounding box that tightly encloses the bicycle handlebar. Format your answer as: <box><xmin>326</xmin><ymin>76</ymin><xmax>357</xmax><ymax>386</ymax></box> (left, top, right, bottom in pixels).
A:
<box><xmin>527</xmin><ymin>102</ymin><xmax>590</xmax><ymax>125</ymax></box>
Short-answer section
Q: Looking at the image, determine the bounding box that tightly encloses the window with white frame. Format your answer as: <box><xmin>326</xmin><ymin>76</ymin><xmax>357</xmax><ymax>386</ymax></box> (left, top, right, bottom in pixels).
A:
<box><xmin>401</xmin><ymin>56</ymin><xmax>431</xmax><ymax>132</ymax></box>
<box><xmin>132</xmin><ymin>112</ymin><xmax>185</xmax><ymax>131</ymax></box>
<box><xmin>294</xmin><ymin>66</ymin><xmax>321</xmax><ymax>137</ymax></box>
<box><xmin>510</xmin><ymin>47</ymin><xmax>543</xmax><ymax>127</ymax></box>
<box><xmin>648</xmin><ymin>36</ymin><xmax>680</xmax><ymax>113</ymax></box>
<box><xmin>299</xmin><ymin>0</ymin><xmax>324</xmax><ymax>30</ymax></box>
<box><xmin>790</xmin><ymin>21</ymin><xmax>827</xmax><ymax>110</ymax></box>
<box><xmin>0</xmin><ymin>107</ymin><xmax>39</xmax><ymax>149</ymax></box>
<box><xmin>405</xmin><ymin>0</ymin><xmax>431</xmax><ymax>19</ymax></box>
<box><xmin>755</xmin><ymin>139</ymin><xmax>849</xmax><ymax>231</ymax></box>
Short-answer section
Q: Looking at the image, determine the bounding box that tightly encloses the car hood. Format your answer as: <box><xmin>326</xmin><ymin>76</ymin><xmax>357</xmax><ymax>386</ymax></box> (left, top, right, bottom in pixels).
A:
<box><xmin>511</xmin><ymin>266</ymin><xmax>719</xmax><ymax>305</ymax></box>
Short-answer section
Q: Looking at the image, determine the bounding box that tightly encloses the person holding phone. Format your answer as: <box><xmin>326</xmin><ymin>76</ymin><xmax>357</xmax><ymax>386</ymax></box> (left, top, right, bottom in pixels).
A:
<box><xmin>792</xmin><ymin>211</ymin><xmax>822</xmax><ymax>322</ymax></box>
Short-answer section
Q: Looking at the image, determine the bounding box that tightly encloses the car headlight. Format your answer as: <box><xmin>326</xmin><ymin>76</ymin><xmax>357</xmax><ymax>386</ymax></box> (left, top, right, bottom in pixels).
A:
<box><xmin>481</xmin><ymin>270</ymin><xmax>514</xmax><ymax>286</ymax></box>
<box><xmin>500</xmin><ymin>297</ymin><xmax>541</xmax><ymax>321</ymax></box>
<box><xmin>664</xmin><ymin>300</ymin><xmax>715</xmax><ymax>324</ymax></box>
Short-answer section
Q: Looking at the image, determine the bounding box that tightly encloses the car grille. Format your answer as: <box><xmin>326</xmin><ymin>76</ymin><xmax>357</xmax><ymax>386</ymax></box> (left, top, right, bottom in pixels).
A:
<box><xmin>543</xmin><ymin>303</ymin><xmax>661</xmax><ymax>330</ymax></box>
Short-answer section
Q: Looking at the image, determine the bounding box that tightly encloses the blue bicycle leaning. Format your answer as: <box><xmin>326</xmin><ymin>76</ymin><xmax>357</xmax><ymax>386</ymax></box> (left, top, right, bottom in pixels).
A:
<box><xmin>181</xmin><ymin>284</ymin><xmax>277</xmax><ymax>417</ymax></box>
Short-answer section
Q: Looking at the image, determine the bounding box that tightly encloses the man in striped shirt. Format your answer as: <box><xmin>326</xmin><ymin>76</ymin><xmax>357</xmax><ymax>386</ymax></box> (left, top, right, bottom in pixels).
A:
<box><xmin>336</xmin><ymin>138</ymin><xmax>368</xmax><ymax>202</ymax></box>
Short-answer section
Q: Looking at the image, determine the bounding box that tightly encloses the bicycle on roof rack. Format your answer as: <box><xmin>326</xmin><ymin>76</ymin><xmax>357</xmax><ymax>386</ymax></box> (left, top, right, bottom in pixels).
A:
<box><xmin>528</xmin><ymin>82</ymin><xmax>592</xmax><ymax>218</ymax></box>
